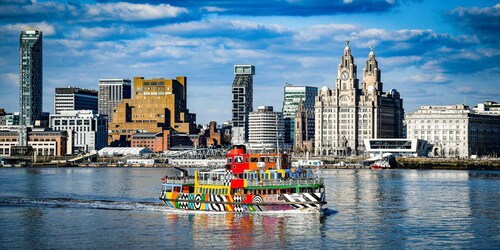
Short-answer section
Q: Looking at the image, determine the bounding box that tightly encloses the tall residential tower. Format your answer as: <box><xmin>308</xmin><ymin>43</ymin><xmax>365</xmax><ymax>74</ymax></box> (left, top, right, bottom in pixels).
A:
<box><xmin>231</xmin><ymin>65</ymin><xmax>255</xmax><ymax>145</ymax></box>
<box><xmin>98</xmin><ymin>79</ymin><xmax>131</xmax><ymax>121</ymax></box>
<box><xmin>19</xmin><ymin>29</ymin><xmax>43</xmax><ymax>127</ymax></box>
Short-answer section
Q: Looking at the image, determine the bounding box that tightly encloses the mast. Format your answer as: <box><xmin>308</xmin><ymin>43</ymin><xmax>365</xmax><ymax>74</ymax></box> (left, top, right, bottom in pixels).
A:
<box><xmin>276</xmin><ymin>115</ymin><xmax>281</xmax><ymax>169</ymax></box>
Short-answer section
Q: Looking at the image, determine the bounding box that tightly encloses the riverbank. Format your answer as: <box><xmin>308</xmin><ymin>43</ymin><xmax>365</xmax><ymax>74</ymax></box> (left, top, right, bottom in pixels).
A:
<box><xmin>397</xmin><ymin>158</ymin><xmax>500</xmax><ymax>170</ymax></box>
<box><xmin>3</xmin><ymin>158</ymin><xmax>500</xmax><ymax>170</ymax></box>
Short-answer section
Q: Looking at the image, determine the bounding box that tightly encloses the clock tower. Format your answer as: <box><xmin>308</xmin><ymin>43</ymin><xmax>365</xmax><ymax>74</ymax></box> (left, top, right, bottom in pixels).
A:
<box><xmin>336</xmin><ymin>41</ymin><xmax>358</xmax><ymax>92</ymax></box>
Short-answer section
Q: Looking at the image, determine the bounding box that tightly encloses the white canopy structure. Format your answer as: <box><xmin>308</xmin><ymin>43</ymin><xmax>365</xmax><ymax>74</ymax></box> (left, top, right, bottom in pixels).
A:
<box><xmin>98</xmin><ymin>147</ymin><xmax>152</xmax><ymax>157</ymax></box>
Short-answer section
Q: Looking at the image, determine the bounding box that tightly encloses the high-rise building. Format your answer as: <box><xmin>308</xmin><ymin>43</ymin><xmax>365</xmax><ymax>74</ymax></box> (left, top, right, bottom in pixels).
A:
<box><xmin>406</xmin><ymin>105</ymin><xmax>500</xmax><ymax>157</ymax></box>
<box><xmin>19</xmin><ymin>29</ymin><xmax>43</xmax><ymax>127</ymax></box>
<box><xmin>54</xmin><ymin>87</ymin><xmax>98</xmax><ymax>114</ymax></box>
<box><xmin>248</xmin><ymin>106</ymin><xmax>284</xmax><ymax>151</ymax></box>
<box><xmin>231</xmin><ymin>65</ymin><xmax>255</xmax><ymax>145</ymax></box>
<box><xmin>282</xmin><ymin>84</ymin><xmax>317</xmax><ymax>147</ymax></box>
<box><xmin>50</xmin><ymin>110</ymin><xmax>108</xmax><ymax>153</ymax></box>
<box><xmin>98</xmin><ymin>79</ymin><xmax>132</xmax><ymax>120</ymax></box>
<box><xmin>315</xmin><ymin>42</ymin><xmax>404</xmax><ymax>156</ymax></box>
<box><xmin>108</xmin><ymin>76</ymin><xmax>196</xmax><ymax>146</ymax></box>
<box><xmin>294</xmin><ymin>99</ymin><xmax>316</xmax><ymax>153</ymax></box>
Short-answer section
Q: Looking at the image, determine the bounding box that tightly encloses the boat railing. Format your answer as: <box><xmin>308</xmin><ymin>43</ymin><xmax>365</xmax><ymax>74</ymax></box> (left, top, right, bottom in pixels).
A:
<box><xmin>164</xmin><ymin>177</ymin><xmax>195</xmax><ymax>185</ymax></box>
<box><xmin>197</xmin><ymin>179</ymin><xmax>227</xmax><ymax>186</ymax></box>
<box><xmin>246</xmin><ymin>178</ymin><xmax>324</xmax><ymax>187</ymax></box>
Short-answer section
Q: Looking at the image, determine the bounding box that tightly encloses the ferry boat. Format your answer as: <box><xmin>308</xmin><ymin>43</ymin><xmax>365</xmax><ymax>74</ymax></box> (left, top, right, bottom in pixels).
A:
<box><xmin>159</xmin><ymin>145</ymin><xmax>326</xmax><ymax>213</ymax></box>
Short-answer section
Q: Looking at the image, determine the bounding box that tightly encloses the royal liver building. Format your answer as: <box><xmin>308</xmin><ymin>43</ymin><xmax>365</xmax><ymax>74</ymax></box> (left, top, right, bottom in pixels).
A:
<box><xmin>315</xmin><ymin>42</ymin><xmax>404</xmax><ymax>156</ymax></box>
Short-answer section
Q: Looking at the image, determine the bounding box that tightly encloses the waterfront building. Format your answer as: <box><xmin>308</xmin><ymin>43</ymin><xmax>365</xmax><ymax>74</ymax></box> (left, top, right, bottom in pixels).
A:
<box><xmin>0</xmin><ymin>129</ymin><xmax>68</xmax><ymax>157</ymax></box>
<box><xmin>363</xmin><ymin>138</ymin><xmax>431</xmax><ymax>157</ymax></box>
<box><xmin>28</xmin><ymin>129</ymin><xmax>68</xmax><ymax>157</ymax></box>
<box><xmin>130</xmin><ymin>132</ymin><xmax>169</xmax><ymax>152</ymax></box>
<box><xmin>294</xmin><ymin>99</ymin><xmax>316</xmax><ymax>154</ymax></box>
<box><xmin>54</xmin><ymin>87</ymin><xmax>98</xmax><ymax>114</ymax></box>
<box><xmin>315</xmin><ymin>42</ymin><xmax>404</xmax><ymax>156</ymax></box>
<box><xmin>248</xmin><ymin>106</ymin><xmax>284</xmax><ymax>151</ymax></box>
<box><xmin>19</xmin><ymin>29</ymin><xmax>43</xmax><ymax>127</ymax></box>
<box><xmin>282</xmin><ymin>84</ymin><xmax>317</xmax><ymax>148</ymax></box>
<box><xmin>473</xmin><ymin>101</ymin><xmax>500</xmax><ymax>116</ymax></box>
<box><xmin>4</xmin><ymin>112</ymin><xmax>20</xmax><ymax>126</ymax></box>
<box><xmin>0</xmin><ymin>131</ymin><xmax>18</xmax><ymax>156</ymax></box>
<box><xmin>231</xmin><ymin>65</ymin><xmax>255</xmax><ymax>145</ymax></box>
<box><xmin>108</xmin><ymin>76</ymin><xmax>196</xmax><ymax>146</ymax></box>
<box><xmin>98</xmin><ymin>79</ymin><xmax>132</xmax><ymax>121</ymax></box>
<box><xmin>405</xmin><ymin>105</ymin><xmax>500</xmax><ymax>157</ymax></box>
<box><xmin>50</xmin><ymin>110</ymin><xmax>108</xmax><ymax>153</ymax></box>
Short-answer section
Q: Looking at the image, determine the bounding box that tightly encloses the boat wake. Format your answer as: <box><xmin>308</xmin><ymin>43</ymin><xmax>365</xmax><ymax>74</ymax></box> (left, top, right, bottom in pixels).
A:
<box><xmin>0</xmin><ymin>196</ymin><xmax>168</xmax><ymax>212</ymax></box>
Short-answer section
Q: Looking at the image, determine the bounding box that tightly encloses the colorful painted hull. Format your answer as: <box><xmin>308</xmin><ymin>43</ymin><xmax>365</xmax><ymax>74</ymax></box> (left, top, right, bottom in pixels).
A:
<box><xmin>159</xmin><ymin>192</ymin><xmax>326</xmax><ymax>213</ymax></box>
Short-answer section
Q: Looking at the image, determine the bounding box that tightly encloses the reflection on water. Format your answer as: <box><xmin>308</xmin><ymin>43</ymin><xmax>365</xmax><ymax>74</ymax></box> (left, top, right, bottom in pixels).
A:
<box><xmin>0</xmin><ymin>168</ymin><xmax>498</xmax><ymax>249</ymax></box>
<box><xmin>162</xmin><ymin>212</ymin><xmax>326</xmax><ymax>249</ymax></box>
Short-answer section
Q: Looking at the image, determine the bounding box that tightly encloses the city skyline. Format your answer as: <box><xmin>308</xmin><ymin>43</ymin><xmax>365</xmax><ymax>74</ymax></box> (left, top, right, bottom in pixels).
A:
<box><xmin>0</xmin><ymin>0</ymin><xmax>498</xmax><ymax>124</ymax></box>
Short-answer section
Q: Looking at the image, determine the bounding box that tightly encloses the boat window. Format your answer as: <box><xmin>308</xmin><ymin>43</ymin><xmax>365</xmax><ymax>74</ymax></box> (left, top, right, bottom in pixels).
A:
<box><xmin>277</xmin><ymin>173</ymin><xmax>282</xmax><ymax>179</ymax></box>
<box><xmin>260</xmin><ymin>157</ymin><xmax>266</xmax><ymax>162</ymax></box>
<box><xmin>235</xmin><ymin>156</ymin><xmax>243</xmax><ymax>163</ymax></box>
<box><xmin>245</xmin><ymin>158</ymin><xmax>249</xmax><ymax>163</ymax></box>
<box><xmin>268</xmin><ymin>157</ymin><xmax>274</xmax><ymax>162</ymax></box>
<box><xmin>250</xmin><ymin>157</ymin><xmax>258</xmax><ymax>162</ymax></box>
<box><xmin>174</xmin><ymin>186</ymin><xmax>181</xmax><ymax>192</ymax></box>
<box><xmin>227</xmin><ymin>158</ymin><xmax>232</xmax><ymax>163</ymax></box>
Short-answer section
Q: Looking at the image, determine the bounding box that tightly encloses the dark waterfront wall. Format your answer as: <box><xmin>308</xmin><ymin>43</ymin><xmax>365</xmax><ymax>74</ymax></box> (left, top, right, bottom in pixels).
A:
<box><xmin>397</xmin><ymin>158</ymin><xmax>500</xmax><ymax>170</ymax></box>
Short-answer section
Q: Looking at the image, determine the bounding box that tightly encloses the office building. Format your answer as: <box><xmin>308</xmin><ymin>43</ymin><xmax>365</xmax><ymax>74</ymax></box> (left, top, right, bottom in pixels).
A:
<box><xmin>0</xmin><ymin>129</ymin><xmax>68</xmax><ymax>157</ymax></box>
<box><xmin>406</xmin><ymin>105</ymin><xmax>500</xmax><ymax>157</ymax></box>
<box><xmin>54</xmin><ymin>87</ymin><xmax>98</xmax><ymax>114</ymax></box>
<box><xmin>282</xmin><ymin>84</ymin><xmax>317</xmax><ymax>148</ymax></box>
<box><xmin>473</xmin><ymin>101</ymin><xmax>500</xmax><ymax>116</ymax></box>
<box><xmin>19</xmin><ymin>29</ymin><xmax>43</xmax><ymax>127</ymax></box>
<box><xmin>248</xmin><ymin>106</ymin><xmax>284</xmax><ymax>151</ymax></box>
<box><xmin>315</xmin><ymin>42</ymin><xmax>404</xmax><ymax>156</ymax></box>
<box><xmin>231</xmin><ymin>65</ymin><xmax>255</xmax><ymax>145</ymax></box>
<box><xmin>50</xmin><ymin>110</ymin><xmax>108</xmax><ymax>153</ymax></box>
<box><xmin>98</xmin><ymin>79</ymin><xmax>132</xmax><ymax>121</ymax></box>
<box><xmin>108</xmin><ymin>76</ymin><xmax>196</xmax><ymax>146</ymax></box>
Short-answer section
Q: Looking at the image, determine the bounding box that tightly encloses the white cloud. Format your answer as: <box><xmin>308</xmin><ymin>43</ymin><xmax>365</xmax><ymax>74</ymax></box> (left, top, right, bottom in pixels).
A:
<box><xmin>294</xmin><ymin>23</ymin><xmax>358</xmax><ymax>41</ymax></box>
<box><xmin>0</xmin><ymin>22</ymin><xmax>56</xmax><ymax>36</ymax></box>
<box><xmin>0</xmin><ymin>73</ymin><xmax>18</xmax><ymax>86</ymax></box>
<box><xmin>200</xmin><ymin>6</ymin><xmax>226</xmax><ymax>13</ymax></box>
<box><xmin>84</xmin><ymin>2</ymin><xmax>188</xmax><ymax>21</ymax></box>
<box><xmin>406</xmin><ymin>73</ymin><xmax>449</xmax><ymax>83</ymax></box>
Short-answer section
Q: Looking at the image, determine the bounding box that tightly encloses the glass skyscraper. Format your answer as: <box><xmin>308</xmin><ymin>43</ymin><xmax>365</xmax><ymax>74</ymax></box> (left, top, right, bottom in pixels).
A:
<box><xmin>282</xmin><ymin>85</ymin><xmax>317</xmax><ymax>145</ymax></box>
<box><xmin>19</xmin><ymin>29</ymin><xmax>43</xmax><ymax>126</ymax></box>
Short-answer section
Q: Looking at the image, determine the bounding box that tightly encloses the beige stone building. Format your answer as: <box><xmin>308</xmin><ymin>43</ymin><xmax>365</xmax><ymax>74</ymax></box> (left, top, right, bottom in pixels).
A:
<box><xmin>315</xmin><ymin>42</ymin><xmax>404</xmax><ymax>156</ymax></box>
<box><xmin>406</xmin><ymin>105</ymin><xmax>500</xmax><ymax>157</ymax></box>
<box><xmin>108</xmin><ymin>76</ymin><xmax>196</xmax><ymax>146</ymax></box>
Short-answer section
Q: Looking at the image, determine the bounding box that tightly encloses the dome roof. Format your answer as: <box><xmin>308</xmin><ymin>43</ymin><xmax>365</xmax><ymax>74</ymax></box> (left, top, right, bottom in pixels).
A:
<box><xmin>321</xmin><ymin>86</ymin><xmax>329</xmax><ymax>92</ymax></box>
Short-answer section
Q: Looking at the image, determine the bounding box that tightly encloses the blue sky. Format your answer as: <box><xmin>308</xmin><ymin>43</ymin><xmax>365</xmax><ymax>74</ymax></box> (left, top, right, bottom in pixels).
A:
<box><xmin>0</xmin><ymin>0</ymin><xmax>498</xmax><ymax>124</ymax></box>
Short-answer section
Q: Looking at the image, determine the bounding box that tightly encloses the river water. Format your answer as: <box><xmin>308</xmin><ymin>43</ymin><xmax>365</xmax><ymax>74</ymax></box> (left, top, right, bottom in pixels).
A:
<box><xmin>0</xmin><ymin>168</ymin><xmax>498</xmax><ymax>249</ymax></box>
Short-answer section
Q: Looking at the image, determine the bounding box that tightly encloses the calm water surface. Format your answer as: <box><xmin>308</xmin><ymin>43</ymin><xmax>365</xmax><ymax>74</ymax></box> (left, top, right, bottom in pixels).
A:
<box><xmin>0</xmin><ymin>168</ymin><xmax>498</xmax><ymax>249</ymax></box>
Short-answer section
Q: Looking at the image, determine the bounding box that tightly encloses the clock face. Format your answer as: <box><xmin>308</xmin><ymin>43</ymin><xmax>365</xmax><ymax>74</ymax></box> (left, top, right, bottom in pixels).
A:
<box><xmin>341</xmin><ymin>70</ymin><xmax>349</xmax><ymax>80</ymax></box>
